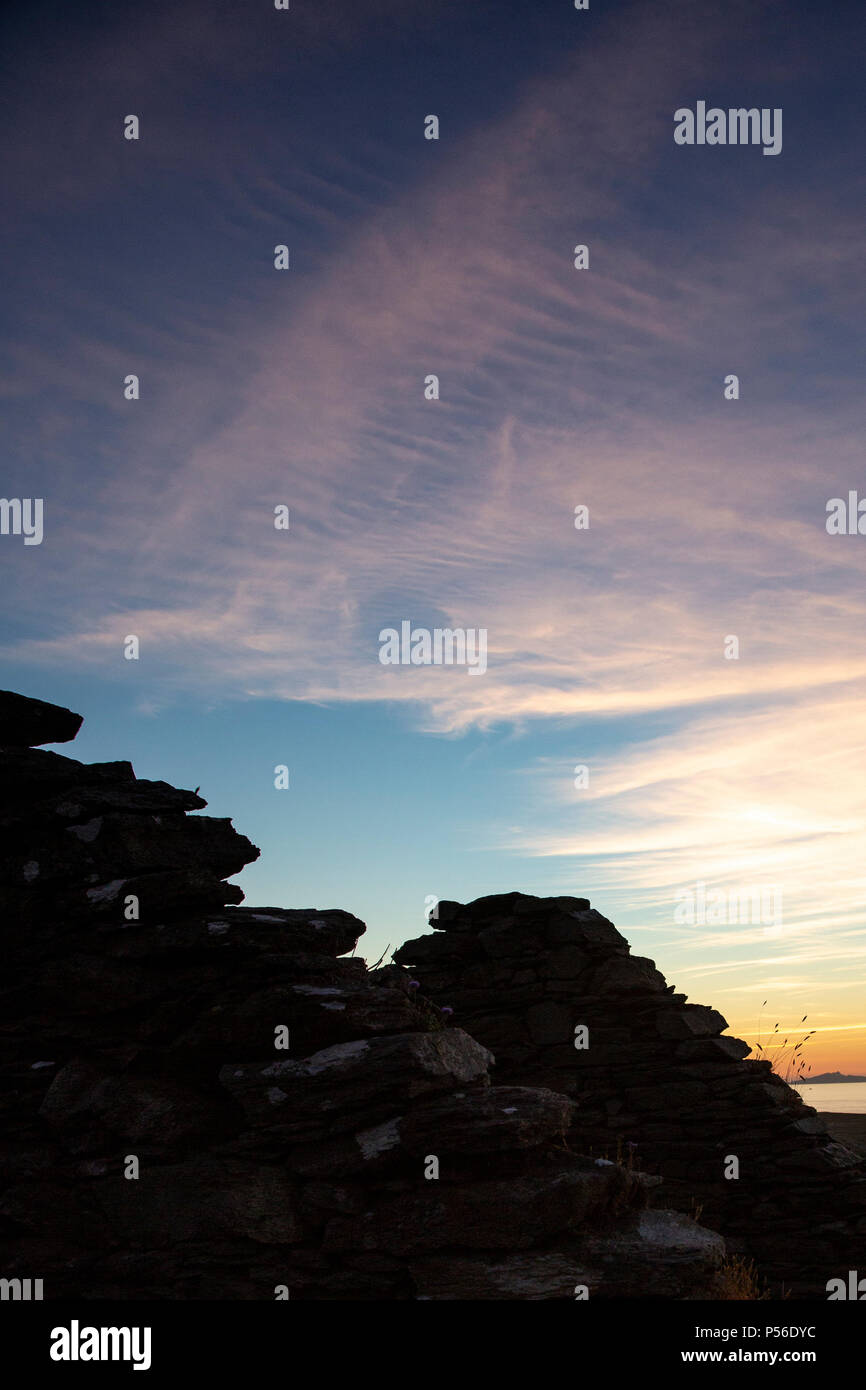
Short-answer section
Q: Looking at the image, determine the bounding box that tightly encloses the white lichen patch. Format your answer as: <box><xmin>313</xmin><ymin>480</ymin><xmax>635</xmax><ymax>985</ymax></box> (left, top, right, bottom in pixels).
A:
<box><xmin>256</xmin><ymin>1039</ymin><xmax>370</xmax><ymax>1084</ymax></box>
<box><xmin>86</xmin><ymin>879</ymin><xmax>126</xmax><ymax>903</ymax></box>
<box><xmin>321</xmin><ymin>1002</ymin><xmax>346</xmax><ymax>1011</ymax></box>
<box><xmin>300</xmin><ymin>1040</ymin><xmax>370</xmax><ymax>1075</ymax></box>
<box><xmin>22</xmin><ymin>861</ymin><xmax>40</xmax><ymax>882</ymax></box>
<box><xmin>266</xmin><ymin>1088</ymin><xmax>288</xmax><ymax>1106</ymax></box>
<box><xmin>260</xmin><ymin>1061</ymin><xmax>296</xmax><ymax>1078</ymax></box>
<box><xmin>356</xmin><ymin>1117</ymin><xmax>401</xmax><ymax>1161</ymax></box>
<box><xmin>67</xmin><ymin>817</ymin><xmax>103</xmax><ymax>843</ymax></box>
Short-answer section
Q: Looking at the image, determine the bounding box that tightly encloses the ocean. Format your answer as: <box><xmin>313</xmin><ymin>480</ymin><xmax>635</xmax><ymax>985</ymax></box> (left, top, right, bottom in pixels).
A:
<box><xmin>795</xmin><ymin>1082</ymin><xmax>866</xmax><ymax>1114</ymax></box>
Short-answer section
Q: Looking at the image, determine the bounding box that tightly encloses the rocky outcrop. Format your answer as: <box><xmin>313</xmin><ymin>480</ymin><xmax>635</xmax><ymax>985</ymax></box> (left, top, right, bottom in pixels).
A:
<box><xmin>0</xmin><ymin>689</ymin><xmax>82</xmax><ymax>746</ymax></box>
<box><xmin>0</xmin><ymin>693</ymin><xmax>724</xmax><ymax>1299</ymax></box>
<box><xmin>396</xmin><ymin>893</ymin><xmax>866</xmax><ymax>1296</ymax></box>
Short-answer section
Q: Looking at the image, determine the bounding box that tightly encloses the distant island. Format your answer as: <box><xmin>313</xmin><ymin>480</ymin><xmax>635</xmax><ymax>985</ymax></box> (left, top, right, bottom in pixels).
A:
<box><xmin>793</xmin><ymin>1072</ymin><xmax>866</xmax><ymax>1084</ymax></box>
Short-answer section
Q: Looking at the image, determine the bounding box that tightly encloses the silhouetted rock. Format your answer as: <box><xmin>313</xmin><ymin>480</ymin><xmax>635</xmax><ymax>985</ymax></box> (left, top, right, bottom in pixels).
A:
<box><xmin>0</xmin><ymin>690</ymin><xmax>83</xmax><ymax>747</ymax></box>
<box><xmin>0</xmin><ymin>693</ymin><xmax>724</xmax><ymax>1300</ymax></box>
<box><xmin>397</xmin><ymin>893</ymin><xmax>866</xmax><ymax>1296</ymax></box>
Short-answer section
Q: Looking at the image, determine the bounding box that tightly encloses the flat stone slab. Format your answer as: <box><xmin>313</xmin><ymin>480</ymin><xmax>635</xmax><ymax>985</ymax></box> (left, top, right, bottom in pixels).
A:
<box><xmin>0</xmin><ymin>690</ymin><xmax>83</xmax><ymax>747</ymax></box>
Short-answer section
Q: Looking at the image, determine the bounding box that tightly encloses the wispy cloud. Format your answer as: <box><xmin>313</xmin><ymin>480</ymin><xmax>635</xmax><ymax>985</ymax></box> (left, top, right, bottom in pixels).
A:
<box><xmin>3</xmin><ymin>0</ymin><xmax>865</xmax><ymax>1062</ymax></box>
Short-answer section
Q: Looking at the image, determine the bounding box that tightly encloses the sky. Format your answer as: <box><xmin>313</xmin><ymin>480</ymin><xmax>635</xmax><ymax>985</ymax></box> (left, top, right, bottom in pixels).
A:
<box><xmin>2</xmin><ymin>0</ymin><xmax>865</xmax><ymax>1073</ymax></box>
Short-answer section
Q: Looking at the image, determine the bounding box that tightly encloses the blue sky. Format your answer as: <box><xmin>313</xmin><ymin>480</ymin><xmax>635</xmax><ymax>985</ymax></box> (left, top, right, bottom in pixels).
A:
<box><xmin>2</xmin><ymin>0</ymin><xmax>866</xmax><ymax>1069</ymax></box>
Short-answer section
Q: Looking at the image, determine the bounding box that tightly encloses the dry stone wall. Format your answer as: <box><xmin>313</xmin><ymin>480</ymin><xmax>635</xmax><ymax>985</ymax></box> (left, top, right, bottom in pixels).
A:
<box><xmin>396</xmin><ymin>892</ymin><xmax>866</xmax><ymax>1295</ymax></box>
<box><xmin>0</xmin><ymin>692</ymin><xmax>724</xmax><ymax>1300</ymax></box>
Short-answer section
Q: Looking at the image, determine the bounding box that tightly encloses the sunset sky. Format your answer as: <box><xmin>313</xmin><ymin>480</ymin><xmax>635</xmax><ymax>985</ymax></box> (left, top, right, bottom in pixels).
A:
<box><xmin>2</xmin><ymin>0</ymin><xmax>865</xmax><ymax>1073</ymax></box>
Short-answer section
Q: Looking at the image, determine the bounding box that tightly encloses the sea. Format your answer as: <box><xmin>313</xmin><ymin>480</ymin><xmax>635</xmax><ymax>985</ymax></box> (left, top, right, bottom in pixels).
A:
<box><xmin>794</xmin><ymin>1082</ymin><xmax>866</xmax><ymax>1114</ymax></box>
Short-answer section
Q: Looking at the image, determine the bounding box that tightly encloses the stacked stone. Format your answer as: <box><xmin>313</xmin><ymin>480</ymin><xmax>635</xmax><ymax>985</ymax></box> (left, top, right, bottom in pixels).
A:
<box><xmin>0</xmin><ymin>693</ymin><xmax>723</xmax><ymax>1299</ymax></box>
<box><xmin>396</xmin><ymin>892</ymin><xmax>866</xmax><ymax>1295</ymax></box>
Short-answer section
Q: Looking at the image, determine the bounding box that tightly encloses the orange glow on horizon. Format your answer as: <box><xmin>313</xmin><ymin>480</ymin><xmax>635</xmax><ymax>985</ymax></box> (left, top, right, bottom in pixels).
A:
<box><xmin>732</xmin><ymin>1026</ymin><xmax>866</xmax><ymax>1079</ymax></box>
